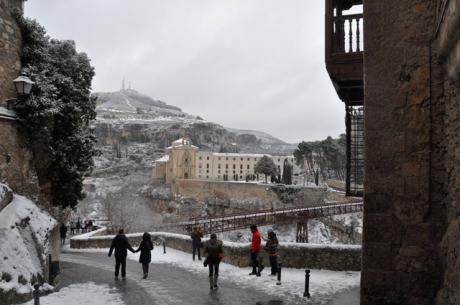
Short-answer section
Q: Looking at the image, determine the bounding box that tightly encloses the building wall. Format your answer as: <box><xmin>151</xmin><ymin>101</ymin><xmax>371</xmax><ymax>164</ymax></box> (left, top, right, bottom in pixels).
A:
<box><xmin>195</xmin><ymin>152</ymin><xmax>295</xmax><ymax>181</ymax></box>
<box><xmin>362</xmin><ymin>1</ymin><xmax>460</xmax><ymax>304</ymax></box>
<box><xmin>0</xmin><ymin>0</ymin><xmax>37</xmax><ymax>196</ymax></box>
<box><xmin>0</xmin><ymin>0</ymin><xmax>22</xmax><ymax>106</ymax></box>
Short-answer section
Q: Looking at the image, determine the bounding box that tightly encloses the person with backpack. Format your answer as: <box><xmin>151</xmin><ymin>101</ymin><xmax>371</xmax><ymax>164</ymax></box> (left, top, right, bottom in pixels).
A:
<box><xmin>108</xmin><ymin>229</ymin><xmax>136</xmax><ymax>280</ymax></box>
<box><xmin>249</xmin><ymin>224</ymin><xmax>264</xmax><ymax>276</ymax></box>
<box><xmin>203</xmin><ymin>233</ymin><xmax>223</xmax><ymax>290</ymax></box>
<box><xmin>264</xmin><ymin>228</ymin><xmax>279</xmax><ymax>276</ymax></box>
<box><xmin>135</xmin><ymin>232</ymin><xmax>154</xmax><ymax>279</ymax></box>
<box><xmin>191</xmin><ymin>226</ymin><xmax>203</xmax><ymax>261</ymax></box>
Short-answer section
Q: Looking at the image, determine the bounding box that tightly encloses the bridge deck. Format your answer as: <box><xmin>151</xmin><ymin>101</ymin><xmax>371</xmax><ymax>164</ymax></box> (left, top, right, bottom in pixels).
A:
<box><xmin>155</xmin><ymin>201</ymin><xmax>363</xmax><ymax>235</ymax></box>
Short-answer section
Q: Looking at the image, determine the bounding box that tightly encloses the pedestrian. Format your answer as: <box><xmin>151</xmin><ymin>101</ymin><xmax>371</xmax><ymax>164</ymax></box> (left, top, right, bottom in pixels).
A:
<box><xmin>87</xmin><ymin>219</ymin><xmax>93</xmax><ymax>232</ymax></box>
<box><xmin>59</xmin><ymin>223</ymin><xmax>68</xmax><ymax>246</ymax></box>
<box><xmin>70</xmin><ymin>221</ymin><xmax>75</xmax><ymax>235</ymax></box>
<box><xmin>135</xmin><ymin>232</ymin><xmax>154</xmax><ymax>279</ymax></box>
<box><xmin>191</xmin><ymin>226</ymin><xmax>203</xmax><ymax>261</ymax></box>
<box><xmin>108</xmin><ymin>229</ymin><xmax>136</xmax><ymax>280</ymax></box>
<box><xmin>76</xmin><ymin>218</ymin><xmax>81</xmax><ymax>234</ymax></box>
<box><xmin>249</xmin><ymin>224</ymin><xmax>264</xmax><ymax>276</ymax></box>
<box><xmin>203</xmin><ymin>233</ymin><xmax>223</xmax><ymax>290</ymax></box>
<box><xmin>264</xmin><ymin>228</ymin><xmax>279</xmax><ymax>276</ymax></box>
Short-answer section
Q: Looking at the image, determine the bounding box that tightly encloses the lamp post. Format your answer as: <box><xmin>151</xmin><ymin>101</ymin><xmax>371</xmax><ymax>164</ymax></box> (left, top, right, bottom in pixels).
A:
<box><xmin>13</xmin><ymin>71</ymin><xmax>34</xmax><ymax>97</ymax></box>
<box><xmin>5</xmin><ymin>71</ymin><xmax>34</xmax><ymax>110</ymax></box>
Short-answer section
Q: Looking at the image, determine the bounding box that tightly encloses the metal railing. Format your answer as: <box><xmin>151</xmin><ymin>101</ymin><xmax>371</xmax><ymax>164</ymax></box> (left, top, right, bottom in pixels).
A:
<box><xmin>154</xmin><ymin>201</ymin><xmax>363</xmax><ymax>235</ymax></box>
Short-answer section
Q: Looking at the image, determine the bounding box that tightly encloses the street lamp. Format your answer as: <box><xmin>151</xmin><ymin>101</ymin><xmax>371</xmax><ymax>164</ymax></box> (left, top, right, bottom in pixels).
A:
<box><xmin>13</xmin><ymin>72</ymin><xmax>34</xmax><ymax>97</ymax></box>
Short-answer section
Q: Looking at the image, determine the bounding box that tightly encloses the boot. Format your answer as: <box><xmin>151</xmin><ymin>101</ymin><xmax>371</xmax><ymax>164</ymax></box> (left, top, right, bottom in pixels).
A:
<box><xmin>209</xmin><ymin>276</ymin><xmax>214</xmax><ymax>290</ymax></box>
<box><xmin>213</xmin><ymin>274</ymin><xmax>218</xmax><ymax>289</ymax></box>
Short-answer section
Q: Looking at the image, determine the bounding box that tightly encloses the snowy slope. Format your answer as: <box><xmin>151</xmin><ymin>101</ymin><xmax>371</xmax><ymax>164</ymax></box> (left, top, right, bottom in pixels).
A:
<box><xmin>0</xmin><ymin>186</ymin><xmax>56</xmax><ymax>295</ymax></box>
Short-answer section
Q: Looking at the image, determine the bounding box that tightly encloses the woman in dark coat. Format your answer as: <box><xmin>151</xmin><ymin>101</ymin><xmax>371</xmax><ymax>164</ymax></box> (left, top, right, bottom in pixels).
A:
<box><xmin>136</xmin><ymin>232</ymin><xmax>154</xmax><ymax>279</ymax></box>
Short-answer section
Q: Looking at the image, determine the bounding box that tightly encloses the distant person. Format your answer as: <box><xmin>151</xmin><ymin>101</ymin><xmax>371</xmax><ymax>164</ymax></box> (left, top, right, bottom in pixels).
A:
<box><xmin>108</xmin><ymin>229</ymin><xmax>136</xmax><ymax>280</ymax></box>
<box><xmin>191</xmin><ymin>227</ymin><xmax>203</xmax><ymax>261</ymax></box>
<box><xmin>203</xmin><ymin>233</ymin><xmax>223</xmax><ymax>290</ymax></box>
<box><xmin>87</xmin><ymin>219</ymin><xmax>93</xmax><ymax>232</ymax></box>
<box><xmin>70</xmin><ymin>221</ymin><xmax>75</xmax><ymax>235</ymax></box>
<box><xmin>249</xmin><ymin>224</ymin><xmax>263</xmax><ymax>276</ymax></box>
<box><xmin>264</xmin><ymin>228</ymin><xmax>279</xmax><ymax>276</ymax></box>
<box><xmin>59</xmin><ymin>223</ymin><xmax>68</xmax><ymax>246</ymax></box>
<box><xmin>76</xmin><ymin>219</ymin><xmax>81</xmax><ymax>234</ymax></box>
<box><xmin>135</xmin><ymin>232</ymin><xmax>154</xmax><ymax>279</ymax></box>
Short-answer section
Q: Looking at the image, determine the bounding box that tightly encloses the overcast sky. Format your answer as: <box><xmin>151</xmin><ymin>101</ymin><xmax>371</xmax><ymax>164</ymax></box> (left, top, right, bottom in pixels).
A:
<box><xmin>25</xmin><ymin>0</ymin><xmax>345</xmax><ymax>143</ymax></box>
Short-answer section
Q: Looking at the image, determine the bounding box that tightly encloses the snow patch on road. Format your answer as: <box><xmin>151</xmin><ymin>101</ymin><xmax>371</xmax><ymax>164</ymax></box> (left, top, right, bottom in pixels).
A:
<box><xmin>20</xmin><ymin>282</ymin><xmax>124</xmax><ymax>305</ymax></box>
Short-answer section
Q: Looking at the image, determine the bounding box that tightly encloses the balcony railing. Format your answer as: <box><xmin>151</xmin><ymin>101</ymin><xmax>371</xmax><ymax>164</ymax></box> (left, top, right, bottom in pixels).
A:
<box><xmin>332</xmin><ymin>13</ymin><xmax>363</xmax><ymax>54</ymax></box>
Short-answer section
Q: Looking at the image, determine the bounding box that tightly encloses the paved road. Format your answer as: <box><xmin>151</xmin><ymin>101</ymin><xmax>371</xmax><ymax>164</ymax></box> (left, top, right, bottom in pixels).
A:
<box><xmin>59</xmin><ymin>251</ymin><xmax>286</xmax><ymax>305</ymax></box>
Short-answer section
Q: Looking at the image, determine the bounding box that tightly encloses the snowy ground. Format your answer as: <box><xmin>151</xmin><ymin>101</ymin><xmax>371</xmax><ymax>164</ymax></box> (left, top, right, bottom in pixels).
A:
<box><xmin>65</xmin><ymin>245</ymin><xmax>360</xmax><ymax>304</ymax></box>
<box><xmin>20</xmin><ymin>282</ymin><xmax>124</xmax><ymax>305</ymax></box>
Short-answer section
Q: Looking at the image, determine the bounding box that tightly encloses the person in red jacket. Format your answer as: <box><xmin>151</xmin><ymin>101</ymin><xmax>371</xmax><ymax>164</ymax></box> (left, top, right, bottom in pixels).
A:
<box><xmin>249</xmin><ymin>224</ymin><xmax>264</xmax><ymax>276</ymax></box>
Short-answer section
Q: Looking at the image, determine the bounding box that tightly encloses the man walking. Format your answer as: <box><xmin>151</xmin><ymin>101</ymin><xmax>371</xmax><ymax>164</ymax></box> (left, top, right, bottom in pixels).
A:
<box><xmin>59</xmin><ymin>223</ymin><xmax>67</xmax><ymax>246</ymax></box>
<box><xmin>108</xmin><ymin>229</ymin><xmax>135</xmax><ymax>280</ymax></box>
<box><xmin>203</xmin><ymin>233</ymin><xmax>223</xmax><ymax>290</ymax></box>
<box><xmin>191</xmin><ymin>226</ymin><xmax>203</xmax><ymax>261</ymax></box>
<box><xmin>249</xmin><ymin>224</ymin><xmax>264</xmax><ymax>276</ymax></box>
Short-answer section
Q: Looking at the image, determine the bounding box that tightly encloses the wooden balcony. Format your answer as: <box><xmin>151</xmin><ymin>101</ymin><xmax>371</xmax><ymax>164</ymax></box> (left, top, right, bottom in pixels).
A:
<box><xmin>325</xmin><ymin>0</ymin><xmax>363</xmax><ymax>105</ymax></box>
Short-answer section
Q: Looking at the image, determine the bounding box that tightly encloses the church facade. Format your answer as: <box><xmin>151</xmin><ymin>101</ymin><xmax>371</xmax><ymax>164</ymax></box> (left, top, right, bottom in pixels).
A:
<box><xmin>153</xmin><ymin>138</ymin><xmax>296</xmax><ymax>184</ymax></box>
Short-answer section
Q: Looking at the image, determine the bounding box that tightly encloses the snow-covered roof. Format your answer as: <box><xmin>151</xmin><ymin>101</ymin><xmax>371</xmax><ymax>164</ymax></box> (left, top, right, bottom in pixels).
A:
<box><xmin>0</xmin><ymin>106</ymin><xmax>16</xmax><ymax>121</ymax></box>
<box><xmin>155</xmin><ymin>155</ymin><xmax>169</xmax><ymax>162</ymax></box>
<box><xmin>166</xmin><ymin>138</ymin><xmax>198</xmax><ymax>149</ymax></box>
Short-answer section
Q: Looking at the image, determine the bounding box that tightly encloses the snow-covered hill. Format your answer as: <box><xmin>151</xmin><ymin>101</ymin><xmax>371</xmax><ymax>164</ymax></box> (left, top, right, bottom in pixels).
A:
<box><xmin>92</xmin><ymin>89</ymin><xmax>297</xmax><ymax>159</ymax></box>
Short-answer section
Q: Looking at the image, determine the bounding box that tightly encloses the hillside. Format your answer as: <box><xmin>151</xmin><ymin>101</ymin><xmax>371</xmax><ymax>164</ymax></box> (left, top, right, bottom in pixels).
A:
<box><xmin>92</xmin><ymin>89</ymin><xmax>297</xmax><ymax>171</ymax></box>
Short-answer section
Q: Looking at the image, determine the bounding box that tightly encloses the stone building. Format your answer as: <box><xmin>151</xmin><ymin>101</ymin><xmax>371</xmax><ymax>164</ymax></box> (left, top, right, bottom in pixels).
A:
<box><xmin>0</xmin><ymin>0</ymin><xmax>37</xmax><ymax>195</ymax></box>
<box><xmin>325</xmin><ymin>0</ymin><xmax>460</xmax><ymax>304</ymax></box>
<box><xmin>153</xmin><ymin>138</ymin><xmax>297</xmax><ymax>184</ymax></box>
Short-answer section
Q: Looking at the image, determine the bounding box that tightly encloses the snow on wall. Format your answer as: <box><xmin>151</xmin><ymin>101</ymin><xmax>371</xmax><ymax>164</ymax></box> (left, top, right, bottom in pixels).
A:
<box><xmin>0</xmin><ymin>190</ymin><xmax>56</xmax><ymax>296</ymax></box>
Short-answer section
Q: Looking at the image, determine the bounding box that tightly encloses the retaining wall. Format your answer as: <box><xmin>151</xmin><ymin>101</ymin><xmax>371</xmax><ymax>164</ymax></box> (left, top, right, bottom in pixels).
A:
<box><xmin>70</xmin><ymin>230</ymin><xmax>361</xmax><ymax>271</ymax></box>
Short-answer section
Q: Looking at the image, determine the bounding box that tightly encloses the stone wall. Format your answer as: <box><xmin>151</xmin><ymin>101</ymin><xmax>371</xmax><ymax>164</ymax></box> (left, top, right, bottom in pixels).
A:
<box><xmin>172</xmin><ymin>179</ymin><xmax>327</xmax><ymax>212</ymax></box>
<box><xmin>71</xmin><ymin>230</ymin><xmax>361</xmax><ymax>271</ymax></box>
<box><xmin>362</xmin><ymin>1</ymin><xmax>460</xmax><ymax>305</ymax></box>
<box><xmin>0</xmin><ymin>0</ymin><xmax>37</xmax><ymax>197</ymax></box>
<box><xmin>0</xmin><ymin>0</ymin><xmax>22</xmax><ymax>106</ymax></box>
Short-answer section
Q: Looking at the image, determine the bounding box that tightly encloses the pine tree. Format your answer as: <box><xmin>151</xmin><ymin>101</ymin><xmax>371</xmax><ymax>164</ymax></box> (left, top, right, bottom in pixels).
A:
<box><xmin>254</xmin><ymin>156</ymin><xmax>278</xmax><ymax>183</ymax></box>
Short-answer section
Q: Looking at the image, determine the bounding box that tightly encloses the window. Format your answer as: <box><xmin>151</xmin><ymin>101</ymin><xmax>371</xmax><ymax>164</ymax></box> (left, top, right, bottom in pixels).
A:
<box><xmin>240</xmin><ymin>170</ymin><xmax>243</xmax><ymax>174</ymax></box>
<box><xmin>218</xmin><ymin>164</ymin><xmax>221</xmax><ymax>169</ymax></box>
<box><xmin>207</xmin><ymin>156</ymin><xmax>210</xmax><ymax>160</ymax></box>
<box><xmin>218</xmin><ymin>157</ymin><xmax>221</xmax><ymax>160</ymax></box>
<box><xmin>206</xmin><ymin>175</ymin><xmax>209</xmax><ymax>179</ymax></box>
<box><xmin>225</xmin><ymin>170</ymin><xmax>228</xmax><ymax>174</ymax></box>
<box><xmin>206</xmin><ymin>164</ymin><xmax>209</xmax><ymax>169</ymax></box>
<box><xmin>185</xmin><ymin>158</ymin><xmax>188</xmax><ymax>162</ymax></box>
<box><xmin>240</xmin><ymin>158</ymin><xmax>243</xmax><ymax>161</ymax></box>
<box><xmin>240</xmin><ymin>175</ymin><xmax>243</xmax><ymax>179</ymax></box>
<box><xmin>254</xmin><ymin>158</ymin><xmax>257</xmax><ymax>161</ymax></box>
<box><xmin>199</xmin><ymin>164</ymin><xmax>202</xmax><ymax>168</ymax></box>
<box><xmin>278</xmin><ymin>158</ymin><xmax>280</xmax><ymax>162</ymax></box>
<box><xmin>247</xmin><ymin>165</ymin><xmax>250</xmax><ymax>169</ymax></box>
<box><xmin>199</xmin><ymin>156</ymin><xmax>202</xmax><ymax>160</ymax></box>
<box><xmin>206</xmin><ymin>170</ymin><xmax>209</xmax><ymax>173</ymax></box>
<box><xmin>247</xmin><ymin>158</ymin><xmax>250</xmax><ymax>161</ymax></box>
<box><xmin>240</xmin><ymin>164</ymin><xmax>243</xmax><ymax>169</ymax></box>
<box><xmin>226</xmin><ymin>164</ymin><xmax>228</xmax><ymax>169</ymax></box>
<box><xmin>218</xmin><ymin>170</ymin><xmax>221</xmax><ymax>174</ymax></box>
<box><xmin>233</xmin><ymin>170</ymin><xmax>235</xmax><ymax>174</ymax></box>
<box><xmin>233</xmin><ymin>164</ymin><xmax>236</xmax><ymax>169</ymax></box>
<box><xmin>226</xmin><ymin>157</ymin><xmax>228</xmax><ymax>160</ymax></box>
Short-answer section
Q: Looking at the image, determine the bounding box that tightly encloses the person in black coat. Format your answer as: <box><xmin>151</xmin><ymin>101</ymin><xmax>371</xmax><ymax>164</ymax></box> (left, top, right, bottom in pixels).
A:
<box><xmin>108</xmin><ymin>229</ymin><xmax>135</xmax><ymax>280</ymax></box>
<box><xmin>59</xmin><ymin>223</ymin><xmax>67</xmax><ymax>246</ymax></box>
<box><xmin>191</xmin><ymin>226</ymin><xmax>203</xmax><ymax>261</ymax></box>
<box><xmin>136</xmin><ymin>232</ymin><xmax>154</xmax><ymax>279</ymax></box>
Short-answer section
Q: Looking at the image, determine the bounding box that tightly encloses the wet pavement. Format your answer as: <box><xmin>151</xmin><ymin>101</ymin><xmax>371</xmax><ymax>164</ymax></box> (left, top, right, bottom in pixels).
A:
<box><xmin>59</xmin><ymin>251</ymin><xmax>286</xmax><ymax>305</ymax></box>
